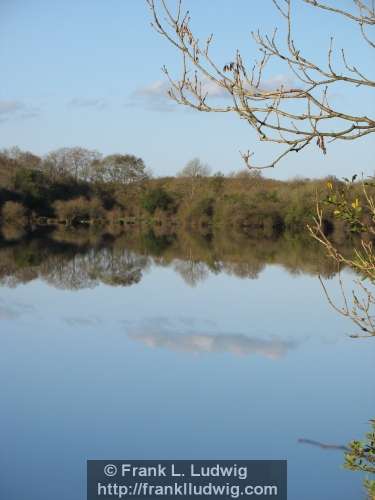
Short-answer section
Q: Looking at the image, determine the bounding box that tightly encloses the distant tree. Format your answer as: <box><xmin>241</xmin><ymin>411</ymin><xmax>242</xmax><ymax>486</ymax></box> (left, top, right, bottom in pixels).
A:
<box><xmin>95</xmin><ymin>154</ymin><xmax>149</xmax><ymax>185</ymax></box>
<box><xmin>178</xmin><ymin>158</ymin><xmax>211</xmax><ymax>198</ymax></box>
<box><xmin>178</xmin><ymin>158</ymin><xmax>211</xmax><ymax>178</ymax></box>
<box><xmin>44</xmin><ymin>147</ymin><xmax>102</xmax><ymax>181</ymax></box>
<box><xmin>1</xmin><ymin>146</ymin><xmax>42</xmax><ymax>170</ymax></box>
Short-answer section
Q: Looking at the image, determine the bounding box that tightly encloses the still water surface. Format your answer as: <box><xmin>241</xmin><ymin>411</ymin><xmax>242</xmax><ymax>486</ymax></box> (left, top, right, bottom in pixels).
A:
<box><xmin>0</xmin><ymin>229</ymin><xmax>373</xmax><ymax>499</ymax></box>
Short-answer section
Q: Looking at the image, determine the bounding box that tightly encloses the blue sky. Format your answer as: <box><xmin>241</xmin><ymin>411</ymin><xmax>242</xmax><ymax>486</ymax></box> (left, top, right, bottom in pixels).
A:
<box><xmin>0</xmin><ymin>0</ymin><xmax>374</xmax><ymax>179</ymax></box>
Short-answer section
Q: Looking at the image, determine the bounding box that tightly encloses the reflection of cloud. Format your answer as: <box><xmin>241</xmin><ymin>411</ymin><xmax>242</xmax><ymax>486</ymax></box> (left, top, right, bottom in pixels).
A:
<box><xmin>67</xmin><ymin>98</ymin><xmax>108</xmax><ymax>110</ymax></box>
<box><xmin>0</xmin><ymin>300</ymin><xmax>34</xmax><ymax>320</ymax></box>
<box><xmin>17</xmin><ymin>111</ymin><xmax>41</xmax><ymax>120</ymax></box>
<box><xmin>0</xmin><ymin>305</ymin><xmax>18</xmax><ymax>320</ymax></box>
<box><xmin>63</xmin><ymin>316</ymin><xmax>102</xmax><ymax>327</ymax></box>
<box><xmin>127</xmin><ymin>318</ymin><xmax>297</xmax><ymax>359</ymax></box>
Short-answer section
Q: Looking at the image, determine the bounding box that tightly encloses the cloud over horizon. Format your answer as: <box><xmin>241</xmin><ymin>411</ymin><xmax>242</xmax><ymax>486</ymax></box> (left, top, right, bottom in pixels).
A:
<box><xmin>0</xmin><ymin>100</ymin><xmax>40</xmax><ymax>122</ymax></box>
<box><xmin>129</xmin><ymin>73</ymin><xmax>296</xmax><ymax>112</ymax></box>
<box><xmin>129</xmin><ymin>80</ymin><xmax>177</xmax><ymax>112</ymax></box>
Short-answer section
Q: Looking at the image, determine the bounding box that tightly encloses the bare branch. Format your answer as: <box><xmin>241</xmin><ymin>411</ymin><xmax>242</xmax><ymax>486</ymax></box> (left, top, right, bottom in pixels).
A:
<box><xmin>147</xmin><ymin>0</ymin><xmax>374</xmax><ymax>169</ymax></box>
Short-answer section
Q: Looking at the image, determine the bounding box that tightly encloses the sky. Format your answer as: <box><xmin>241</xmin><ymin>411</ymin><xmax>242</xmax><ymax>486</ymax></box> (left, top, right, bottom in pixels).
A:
<box><xmin>0</xmin><ymin>0</ymin><xmax>374</xmax><ymax>179</ymax></box>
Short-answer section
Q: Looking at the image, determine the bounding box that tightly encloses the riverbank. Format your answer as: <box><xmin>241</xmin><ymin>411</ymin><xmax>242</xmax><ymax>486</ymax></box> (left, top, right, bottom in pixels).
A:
<box><xmin>0</xmin><ymin>147</ymin><xmax>368</xmax><ymax>240</ymax></box>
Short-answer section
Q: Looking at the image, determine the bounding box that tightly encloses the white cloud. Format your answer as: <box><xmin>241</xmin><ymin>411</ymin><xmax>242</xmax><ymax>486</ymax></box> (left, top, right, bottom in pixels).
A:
<box><xmin>260</xmin><ymin>74</ymin><xmax>296</xmax><ymax>91</ymax></box>
<box><xmin>0</xmin><ymin>100</ymin><xmax>40</xmax><ymax>122</ymax></box>
<box><xmin>130</xmin><ymin>80</ymin><xmax>176</xmax><ymax>112</ymax></box>
<box><xmin>130</xmin><ymin>73</ymin><xmax>296</xmax><ymax>112</ymax></box>
<box><xmin>135</xmin><ymin>79</ymin><xmax>228</xmax><ymax>99</ymax></box>
<box><xmin>0</xmin><ymin>100</ymin><xmax>26</xmax><ymax>115</ymax></box>
<box><xmin>130</xmin><ymin>78</ymin><xmax>229</xmax><ymax>112</ymax></box>
<box><xmin>67</xmin><ymin>97</ymin><xmax>108</xmax><ymax>110</ymax></box>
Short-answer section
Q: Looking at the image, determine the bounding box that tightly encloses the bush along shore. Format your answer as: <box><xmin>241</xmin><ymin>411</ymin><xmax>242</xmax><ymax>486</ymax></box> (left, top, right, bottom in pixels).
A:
<box><xmin>0</xmin><ymin>147</ymin><xmax>369</xmax><ymax>241</ymax></box>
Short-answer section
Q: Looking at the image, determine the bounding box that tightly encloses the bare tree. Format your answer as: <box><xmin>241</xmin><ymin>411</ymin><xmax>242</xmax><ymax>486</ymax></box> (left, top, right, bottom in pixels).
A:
<box><xmin>147</xmin><ymin>0</ymin><xmax>375</xmax><ymax>339</ymax></box>
<box><xmin>178</xmin><ymin>157</ymin><xmax>211</xmax><ymax>197</ymax></box>
<box><xmin>147</xmin><ymin>0</ymin><xmax>374</xmax><ymax>169</ymax></box>
<box><xmin>178</xmin><ymin>158</ymin><xmax>211</xmax><ymax>177</ymax></box>
<box><xmin>43</xmin><ymin>147</ymin><xmax>102</xmax><ymax>181</ymax></box>
<box><xmin>1</xmin><ymin>146</ymin><xmax>42</xmax><ymax>170</ymax></box>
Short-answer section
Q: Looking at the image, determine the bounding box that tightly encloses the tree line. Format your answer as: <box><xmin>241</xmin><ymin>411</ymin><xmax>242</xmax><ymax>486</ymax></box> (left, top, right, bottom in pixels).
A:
<box><xmin>0</xmin><ymin>146</ymin><xmax>367</xmax><ymax>242</ymax></box>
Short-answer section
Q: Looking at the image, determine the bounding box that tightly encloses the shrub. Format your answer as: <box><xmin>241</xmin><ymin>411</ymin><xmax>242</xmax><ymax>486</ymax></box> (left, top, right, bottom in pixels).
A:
<box><xmin>1</xmin><ymin>201</ymin><xmax>27</xmax><ymax>225</ymax></box>
<box><xmin>53</xmin><ymin>197</ymin><xmax>105</xmax><ymax>224</ymax></box>
<box><xmin>142</xmin><ymin>188</ymin><xmax>174</xmax><ymax>214</ymax></box>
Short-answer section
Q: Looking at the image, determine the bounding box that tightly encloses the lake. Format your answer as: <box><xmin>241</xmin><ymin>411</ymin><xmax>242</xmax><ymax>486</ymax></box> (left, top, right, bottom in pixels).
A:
<box><xmin>0</xmin><ymin>227</ymin><xmax>373</xmax><ymax>500</ymax></box>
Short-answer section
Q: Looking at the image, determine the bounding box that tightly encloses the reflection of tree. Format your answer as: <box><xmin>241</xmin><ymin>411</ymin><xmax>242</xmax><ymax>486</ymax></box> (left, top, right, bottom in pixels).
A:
<box><xmin>173</xmin><ymin>259</ymin><xmax>209</xmax><ymax>287</ymax></box>
<box><xmin>0</xmin><ymin>233</ymin><xmax>150</xmax><ymax>290</ymax></box>
<box><xmin>1</xmin><ymin>224</ymin><xmax>26</xmax><ymax>242</ymax></box>
<box><xmin>223</xmin><ymin>261</ymin><xmax>265</xmax><ymax>280</ymax></box>
<box><xmin>0</xmin><ymin>225</ymin><xmax>350</xmax><ymax>289</ymax></box>
<box><xmin>43</xmin><ymin>248</ymin><xmax>149</xmax><ymax>290</ymax></box>
<box><xmin>298</xmin><ymin>438</ymin><xmax>348</xmax><ymax>452</ymax></box>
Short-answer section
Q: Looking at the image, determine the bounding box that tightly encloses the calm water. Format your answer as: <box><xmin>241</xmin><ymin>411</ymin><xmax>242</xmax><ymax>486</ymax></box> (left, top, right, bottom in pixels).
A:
<box><xmin>0</xmin><ymin>228</ymin><xmax>373</xmax><ymax>500</ymax></box>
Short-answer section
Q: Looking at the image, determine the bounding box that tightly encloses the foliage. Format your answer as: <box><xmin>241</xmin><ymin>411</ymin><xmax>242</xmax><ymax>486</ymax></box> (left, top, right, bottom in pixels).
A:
<box><xmin>344</xmin><ymin>421</ymin><xmax>375</xmax><ymax>499</ymax></box>
<box><xmin>141</xmin><ymin>187</ymin><xmax>174</xmax><ymax>214</ymax></box>
<box><xmin>13</xmin><ymin>167</ymin><xmax>49</xmax><ymax>210</ymax></box>
<box><xmin>94</xmin><ymin>154</ymin><xmax>149</xmax><ymax>185</ymax></box>
<box><xmin>324</xmin><ymin>176</ymin><xmax>365</xmax><ymax>233</ymax></box>
<box><xmin>0</xmin><ymin>146</ymin><xmax>368</xmax><ymax>246</ymax></box>
<box><xmin>310</xmin><ymin>177</ymin><xmax>375</xmax><ymax>336</ymax></box>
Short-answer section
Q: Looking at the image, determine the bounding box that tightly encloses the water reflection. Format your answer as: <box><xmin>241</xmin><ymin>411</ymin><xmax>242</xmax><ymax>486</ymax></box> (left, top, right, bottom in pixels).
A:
<box><xmin>128</xmin><ymin>317</ymin><xmax>298</xmax><ymax>358</ymax></box>
<box><xmin>0</xmin><ymin>226</ymin><xmax>346</xmax><ymax>290</ymax></box>
<box><xmin>0</xmin><ymin>225</ymin><xmax>372</xmax><ymax>500</ymax></box>
<box><xmin>0</xmin><ymin>298</ymin><xmax>34</xmax><ymax>320</ymax></box>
